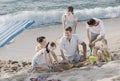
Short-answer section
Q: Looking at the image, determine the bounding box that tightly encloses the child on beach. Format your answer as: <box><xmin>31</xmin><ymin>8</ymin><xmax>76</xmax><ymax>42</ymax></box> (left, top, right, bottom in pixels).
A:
<box><xmin>94</xmin><ymin>40</ymin><xmax>111</xmax><ymax>63</ymax></box>
<box><xmin>32</xmin><ymin>42</ymin><xmax>57</xmax><ymax>71</ymax></box>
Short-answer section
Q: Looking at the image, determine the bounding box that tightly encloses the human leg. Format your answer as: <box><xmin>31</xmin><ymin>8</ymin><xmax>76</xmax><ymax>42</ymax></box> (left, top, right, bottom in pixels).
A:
<box><xmin>97</xmin><ymin>50</ymin><xmax>105</xmax><ymax>62</ymax></box>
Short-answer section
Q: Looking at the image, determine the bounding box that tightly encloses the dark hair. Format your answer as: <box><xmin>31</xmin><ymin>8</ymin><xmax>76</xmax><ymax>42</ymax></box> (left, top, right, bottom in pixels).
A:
<box><xmin>68</xmin><ymin>6</ymin><xmax>74</xmax><ymax>14</ymax></box>
<box><xmin>45</xmin><ymin>42</ymin><xmax>56</xmax><ymax>53</ymax></box>
<box><xmin>65</xmin><ymin>26</ymin><xmax>72</xmax><ymax>32</ymax></box>
<box><xmin>50</xmin><ymin>42</ymin><xmax>56</xmax><ymax>47</ymax></box>
<box><xmin>87</xmin><ymin>18</ymin><xmax>96</xmax><ymax>25</ymax></box>
<box><xmin>37</xmin><ymin>36</ymin><xmax>45</xmax><ymax>43</ymax></box>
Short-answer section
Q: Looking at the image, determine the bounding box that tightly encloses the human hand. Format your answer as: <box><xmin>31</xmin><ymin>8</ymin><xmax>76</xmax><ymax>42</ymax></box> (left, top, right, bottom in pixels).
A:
<box><xmin>92</xmin><ymin>41</ymin><xmax>96</xmax><ymax>44</ymax></box>
<box><xmin>89</xmin><ymin>41</ymin><xmax>95</xmax><ymax>48</ymax></box>
<box><xmin>89</xmin><ymin>43</ymin><xmax>93</xmax><ymax>48</ymax></box>
<box><xmin>79</xmin><ymin>55</ymin><xmax>86</xmax><ymax>62</ymax></box>
<box><xmin>62</xmin><ymin>59</ymin><xmax>68</xmax><ymax>64</ymax></box>
<box><xmin>53</xmin><ymin>61</ymin><xmax>59</xmax><ymax>66</ymax></box>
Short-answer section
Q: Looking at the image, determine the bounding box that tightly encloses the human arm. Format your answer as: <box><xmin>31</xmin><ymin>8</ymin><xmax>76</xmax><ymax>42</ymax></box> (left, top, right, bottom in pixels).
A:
<box><xmin>62</xmin><ymin>15</ymin><xmax>66</xmax><ymax>32</ymax></box>
<box><xmin>81</xmin><ymin>42</ymin><xmax>87</xmax><ymax>58</ymax></box>
<box><xmin>77</xmin><ymin>35</ymin><xmax>87</xmax><ymax>58</ymax></box>
<box><xmin>59</xmin><ymin>37</ymin><xmax>68</xmax><ymax>63</ymax></box>
<box><xmin>74</xmin><ymin>17</ymin><xmax>78</xmax><ymax>33</ymax></box>
<box><xmin>86</xmin><ymin>28</ymin><xmax>91</xmax><ymax>43</ymax></box>
<box><xmin>43</xmin><ymin>49</ymin><xmax>53</xmax><ymax>66</ymax></box>
<box><xmin>92</xmin><ymin>35</ymin><xmax>104</xmax><ymax>45</ymax></box>
<box><xmin>59</xmin><ymin>37</ymin><xmax>66</xmax><ymax>60</ymax></box>
<box><xmin>48</xmin><ymin>53</ymin><xmax>53</xmax><ymax>66</ymax></box>
<box><xmin>91</xmin><ymin>21</ymin><xmax>105</xmax><ymax>45</ymax></box>
<box><xmin>35</xmin><ymin>45</ymin><xmax>41</xmax><ymax>52</ymax></box>
<box><xmin>60</xmin><ymin>49</ymin><xmax>66</xmax><ymax>61</ymax></box>
<box><xmin>50</xmin><ymin>50</ymin><xmax>59</xmax><ymax>65</ymax></box>
<box><xmin>60</xmin><ymin>49</ymin><xmax>68</xmax><ymax>63</ymax></box>
<box><xmin>86</xmin><ymin>25</ymin><xmax>94</xmax><ymax>48</ymax></box>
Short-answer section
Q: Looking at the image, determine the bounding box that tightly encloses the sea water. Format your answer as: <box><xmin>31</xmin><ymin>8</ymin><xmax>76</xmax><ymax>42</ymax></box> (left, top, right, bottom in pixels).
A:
<box><xmin>0</xmin><ymin>0</ymin><xmax>120</xmax><ymax>28</ymax></box>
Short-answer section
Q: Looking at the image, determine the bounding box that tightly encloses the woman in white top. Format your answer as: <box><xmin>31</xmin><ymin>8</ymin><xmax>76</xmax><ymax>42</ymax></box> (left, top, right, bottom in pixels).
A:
<box><xmin>35</xmin><ymin>36</ymin><xmax>47</xmax><ymax>52</ymax></box>
<box><xmin>32</xmin><ymin>42</ymin><xmax>56</xmax><ymax>71</ymax></box>
<box><xmin>86</xmin><ymin>18</ymin><xmax>107</xmax><ymax>48</ymax></box>
<box><xmin>62</xmin><ymin>6</ymin><xmax>78</xmax><ymax>34</ymax></box>
<box><xmin>35</xmin><ymin>36</ymin><xmax>59</xmax><ymax>65</ymax></box>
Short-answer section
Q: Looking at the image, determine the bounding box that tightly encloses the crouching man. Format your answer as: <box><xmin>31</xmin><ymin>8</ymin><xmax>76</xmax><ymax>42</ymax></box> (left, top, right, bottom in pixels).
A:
<box><xmin>59</xmin><ymin>27</ymin><xmax>87</xmax><ymax>63</ymax></box>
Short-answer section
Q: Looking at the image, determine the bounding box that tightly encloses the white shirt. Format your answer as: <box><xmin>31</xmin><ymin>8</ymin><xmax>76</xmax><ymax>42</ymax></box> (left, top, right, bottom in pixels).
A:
<box><xmin>32</xmin><ymin>48</ymin><xmax>47</xmax><ymax>65</ymax></box>
<box><xmin>63</xmin><ymin>14</ymin><xmax>76</xmax><ymax>33</ymax></box>
<box><xmin>59</xmin><ymin>34</ymin><xmax>83</xmax><ymax>57</ymax></box>
<box><xmin>86</xmin><ymin>18</ymin><xmax>105</xmax><ymax>36</ymax></box>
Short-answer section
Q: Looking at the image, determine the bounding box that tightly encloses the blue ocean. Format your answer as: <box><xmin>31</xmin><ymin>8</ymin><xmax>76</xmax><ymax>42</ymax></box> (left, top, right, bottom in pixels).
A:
<box><xmin>0</xmin><ymin>0</ymin><xmax>120</xmax><ymax>28</ymax></box>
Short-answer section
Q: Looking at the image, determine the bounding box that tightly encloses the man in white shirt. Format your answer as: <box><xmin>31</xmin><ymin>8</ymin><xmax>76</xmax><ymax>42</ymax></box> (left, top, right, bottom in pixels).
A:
<box><xmin>59</xmin><ymin>27</ymin><xmax>87</xmax><ymax>63</ymax></box>
<box><xmin>86</xmin><ymin>18</ymin><xmax>107</xmax><ymax>48</ymax></box>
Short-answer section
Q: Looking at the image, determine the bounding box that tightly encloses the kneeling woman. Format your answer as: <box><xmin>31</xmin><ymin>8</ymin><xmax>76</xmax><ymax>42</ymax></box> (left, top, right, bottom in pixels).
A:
<box><xmin>31</xmin><ymin>42</ymin><xmax>56</xmax><ymax>71</ymax></box>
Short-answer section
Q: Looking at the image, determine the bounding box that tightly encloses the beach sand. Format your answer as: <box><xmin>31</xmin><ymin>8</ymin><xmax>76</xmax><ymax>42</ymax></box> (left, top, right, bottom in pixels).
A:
<box><xmin>0</xmin><ymin>17</ymin><xmax>120</xmax><ymax>81</ymax></box>
<box><xmin>0</xmin><ymin>18</ymin><xmax>120</xmax><ymax>61</ymax></box>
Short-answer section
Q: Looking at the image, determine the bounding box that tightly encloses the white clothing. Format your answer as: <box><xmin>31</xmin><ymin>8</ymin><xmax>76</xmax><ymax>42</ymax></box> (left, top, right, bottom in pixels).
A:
<box><xmin>35</xmin><ymin>44</ymin><xmax>42</xmax><ymax>52</ymax></box>
<box><xmin>59</xmin><ymin>34</ymin><xmax>83</xmax><ymax>58</ymax></box>
<box><xmin>63</xmin><ymin>14</ymin><xmax>76</xmax><ymax>33</ymax></box>
<box><xmin>86</xmin><ymin>18</ymin><xmax>105</xmax><ymax>36</ymax></box>
<box><xmin>32</xmin><ymin>48</ymin><xmax>48</xmax><ymax>67</ymax></box>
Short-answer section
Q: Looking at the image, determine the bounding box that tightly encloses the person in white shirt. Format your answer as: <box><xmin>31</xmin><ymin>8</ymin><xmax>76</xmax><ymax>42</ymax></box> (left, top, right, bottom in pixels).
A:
<box><xmin>35</xmin><ymin>36</ymin><xmax>59</xmax><ymax>65</ymax></box>
<box><xmin>59</xmin><ymin>27</ymin><xmax>87</xmax><ymax>63</ymax></box>
<box><xmin>86</xmin><ymin>18</ymin><xmax>107</xmax><ymax>48</ymax></box>
<box><xmin>32</xmin><ymin>42</ymin><xmax>56</xmax><ymax>71</ymax></box>
<box><xmin>35</xmin><ymin>36</ymin><xmax>47</xmax><ymax>52</ymax></box>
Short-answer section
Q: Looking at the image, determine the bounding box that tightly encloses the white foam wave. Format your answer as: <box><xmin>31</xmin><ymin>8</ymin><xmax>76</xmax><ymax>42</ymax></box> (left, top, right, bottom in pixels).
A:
<box><xmin>0</xmin><ymin>0</ymin><xmax>16</xmax><ymax>2</ymax></box>
<box><xmin>97</xmin><ymin>0</ymin><xmax>116</xmax><ymax>3</ymax></box>
<box><xmin>76</xmin><ymin>6</ymin><xmax>120</xmax><ymax>20</ymax></box>
<box><xmin>0</xmin><ymin>6</ymin><xmax>120</xmax><ymax>28</ymax></box>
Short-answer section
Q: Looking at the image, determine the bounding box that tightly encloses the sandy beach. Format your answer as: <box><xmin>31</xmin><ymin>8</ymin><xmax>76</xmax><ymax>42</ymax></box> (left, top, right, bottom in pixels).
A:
<box><xmin>0</xmin><ymin>18</ymin><xmax>120</xmax><ymax>61</ymax></box>
<box><xmin>0</xmin><ymin>17</ymin><xmax>120</xmax><ymax>81</ymax></box>
<box><xmin>0</xmin><ymin>18</ymin><xmax>120</xmax><ymax>60</ymax></box>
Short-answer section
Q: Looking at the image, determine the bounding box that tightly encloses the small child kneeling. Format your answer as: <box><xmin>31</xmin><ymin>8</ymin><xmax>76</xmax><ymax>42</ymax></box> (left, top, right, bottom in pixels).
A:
<box><xmin>94</xmin><ymin>40</ymin><xmax>112</xmax><ymax>63</ymax></box>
